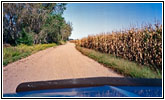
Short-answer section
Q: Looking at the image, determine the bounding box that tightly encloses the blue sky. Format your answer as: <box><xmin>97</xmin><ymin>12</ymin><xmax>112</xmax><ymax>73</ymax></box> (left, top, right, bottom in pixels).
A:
<box><xmin>63</xmin><ymin>3</ymin><xmax>162</xmax><ymax>39</ymax></box>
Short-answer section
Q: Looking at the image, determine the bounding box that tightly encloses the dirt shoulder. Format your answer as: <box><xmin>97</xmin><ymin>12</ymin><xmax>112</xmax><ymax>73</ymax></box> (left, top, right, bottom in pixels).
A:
<box><xmin>3</xmin><ymin>42</ymin><xmax>122</xmax><ymax>93</ymax></box>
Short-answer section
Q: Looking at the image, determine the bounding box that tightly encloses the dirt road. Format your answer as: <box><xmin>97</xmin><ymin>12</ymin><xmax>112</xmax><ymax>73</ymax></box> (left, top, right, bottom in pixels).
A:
<box><xmin>3</xmin><ymin>42</ymin><xmax>122</xmax><ymax>93</ymax></box>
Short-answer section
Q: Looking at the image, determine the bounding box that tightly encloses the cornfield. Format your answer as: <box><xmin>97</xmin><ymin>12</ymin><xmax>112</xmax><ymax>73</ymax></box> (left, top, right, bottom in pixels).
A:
<box><xmin>72</xmin><ymin>24</ymin><xmax>162</xmax><ymax>70</ymax></box>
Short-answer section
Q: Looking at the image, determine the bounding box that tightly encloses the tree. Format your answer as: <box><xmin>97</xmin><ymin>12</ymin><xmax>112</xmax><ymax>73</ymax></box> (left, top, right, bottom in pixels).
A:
<box><xmin>61</xmin><ymin>22</ymin><xmax>73</xmax><ymax>41</ymax></box>
<box><xmin>3</xmin><ymin>3</ymin><xmax>25</xmax><ymax>45</ymax></box>
<box><xmin>3</xmin><ymin>3</ymin><xmax>72</xmax><ymax>45</ymax></box>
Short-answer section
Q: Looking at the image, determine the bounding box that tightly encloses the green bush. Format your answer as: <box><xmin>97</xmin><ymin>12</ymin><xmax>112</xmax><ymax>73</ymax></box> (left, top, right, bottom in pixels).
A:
<box><xmin>16</xmin><ymin>29</ymin><xmax>34</xmax><ymax>45</ymax></box>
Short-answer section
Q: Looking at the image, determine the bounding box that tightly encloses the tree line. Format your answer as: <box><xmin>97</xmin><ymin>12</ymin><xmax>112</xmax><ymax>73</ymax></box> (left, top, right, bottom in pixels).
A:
<box><xmin>3</xmin><ymin>3</ymin><xmax>72</xmax><ymax>45</ymax></box>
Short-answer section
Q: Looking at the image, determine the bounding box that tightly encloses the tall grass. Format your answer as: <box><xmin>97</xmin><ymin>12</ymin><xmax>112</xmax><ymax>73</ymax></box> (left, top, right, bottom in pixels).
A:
<box><xmin>3</xmin><ymin>43</ymin><xmax>56</xmax><ymax>66</ymax></box>
<box><xmin>76</xmin><ymin>46</ymin><xmax>161</xmax><ymax>79</ymax></box>
<box><xmin>73</xmin><ymin>24</ymin><xmax>162</xmax><ymax>71</ymax></box>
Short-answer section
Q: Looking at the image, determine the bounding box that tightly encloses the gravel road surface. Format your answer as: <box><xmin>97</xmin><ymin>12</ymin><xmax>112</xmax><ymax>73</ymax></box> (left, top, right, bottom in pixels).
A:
<box><xmin>3</xmin><ymin>42</ymin><xmax>122</xmax><ymax>93</ymax></box>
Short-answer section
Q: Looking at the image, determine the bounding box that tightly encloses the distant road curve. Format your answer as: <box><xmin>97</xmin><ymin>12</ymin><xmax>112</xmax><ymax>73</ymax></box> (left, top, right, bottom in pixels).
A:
<box><xmin>3</xmin><ymin>42</ymin><xmax>122</xmax><ymax>93</ymax></box>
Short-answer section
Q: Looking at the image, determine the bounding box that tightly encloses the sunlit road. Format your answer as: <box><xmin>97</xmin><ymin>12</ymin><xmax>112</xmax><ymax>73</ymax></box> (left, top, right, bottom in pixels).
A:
<box><xmin>3</xmin><ymin>42</ymin><xmax>122</xmax><ymax>93</ymax></box>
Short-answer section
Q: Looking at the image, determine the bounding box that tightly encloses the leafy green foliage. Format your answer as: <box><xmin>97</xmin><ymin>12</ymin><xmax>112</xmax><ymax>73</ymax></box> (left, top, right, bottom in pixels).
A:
<box><xmin>3</xmin><ymin>3</ymin><xmax>72</xmax><ymax>45</ymax></box>
<box><xmin>40</xmin><ymin>14</ymin><xmax>72</xmax><ymax>44</ymax></box>
<box><xmin>16</xmin><ymin>29</ymin><xmax>34</xmax><ymax>45</ymax></box>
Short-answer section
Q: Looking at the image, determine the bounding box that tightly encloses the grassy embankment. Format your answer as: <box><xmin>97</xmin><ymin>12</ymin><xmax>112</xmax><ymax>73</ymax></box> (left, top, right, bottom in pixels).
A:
<box><xmin>76</xmin><ymin>46</ymin><xmax>161</xmax><ymax>79</ymax></box>
<box><xmin>3</xmin><ymin>43</ymin><xmax>57</xmax><ymax>66</ymax></box>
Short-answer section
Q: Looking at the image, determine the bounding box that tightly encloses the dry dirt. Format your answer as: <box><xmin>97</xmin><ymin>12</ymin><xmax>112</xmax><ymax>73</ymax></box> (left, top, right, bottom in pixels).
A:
<box><xmin>3</xmin><ymin>42</ymin><xmax>122</xmax><ymax>93</ymax></box>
